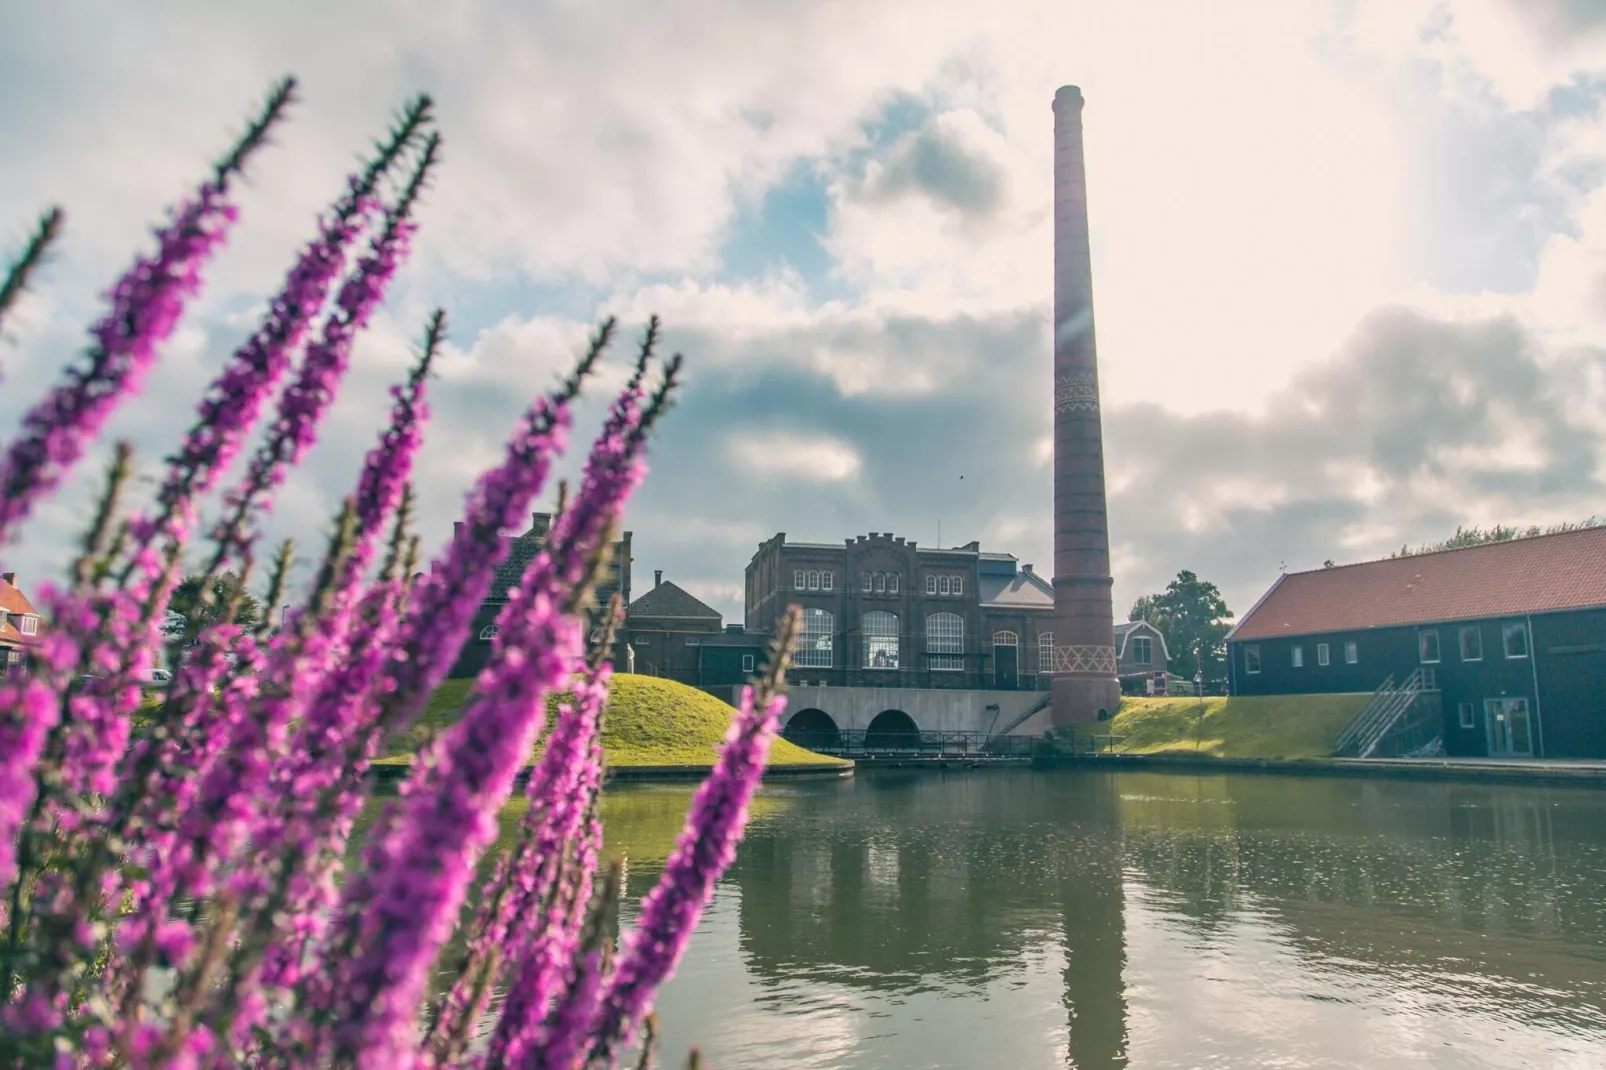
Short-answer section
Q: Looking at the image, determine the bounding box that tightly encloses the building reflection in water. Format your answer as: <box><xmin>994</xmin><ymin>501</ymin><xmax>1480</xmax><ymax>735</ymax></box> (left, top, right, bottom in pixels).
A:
<box><xmin>724</xmin><ymin>771</ymin><xmax>1131</xmax><ymax>1068</ymax></box>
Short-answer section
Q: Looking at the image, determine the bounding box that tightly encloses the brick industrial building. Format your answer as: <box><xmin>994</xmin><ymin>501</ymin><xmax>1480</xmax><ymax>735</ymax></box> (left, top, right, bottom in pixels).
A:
<box><xmin>447</xmin><ymin>512</ymin><xmax>632</xmax><ymax>679</ymax></box>
<box><xmin>743</xmin><ymin>531</ymin><xmax>1058</xmax><ymax>691</ymax></box>
<box><xmin>1228</xmin><ymin>527</ymin><xmax>1606</xmax><ymax>759</ymax></box>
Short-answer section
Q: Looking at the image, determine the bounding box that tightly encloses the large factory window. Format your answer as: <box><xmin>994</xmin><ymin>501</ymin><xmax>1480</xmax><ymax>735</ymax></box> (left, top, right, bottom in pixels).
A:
<box><xmin>926</xmin><ymin>613</ymin><xmax>964</xmax><ymax>671</ymax></box>
<box><xmin>862</xmin><ymin>611</ymin><xmax>900</xmax><ymax>669</ymax></box>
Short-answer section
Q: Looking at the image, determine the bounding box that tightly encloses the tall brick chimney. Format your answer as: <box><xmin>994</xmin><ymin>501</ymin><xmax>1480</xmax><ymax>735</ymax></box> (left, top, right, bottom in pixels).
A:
<box><xmin>1050</xmin><ymin>85</ymin><xmax>1120</xmax><ymax>725</ymax></box>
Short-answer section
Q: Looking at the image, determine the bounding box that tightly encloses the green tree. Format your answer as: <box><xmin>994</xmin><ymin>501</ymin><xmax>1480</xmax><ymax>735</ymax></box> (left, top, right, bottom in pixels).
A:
<box><xmin>1129</xmin><ymin>570</ymin><xmax>1233</xmax><ymax>692</ymax></box>
<box><xmin>1390</xmin><ymin>517</ymin><xmax>1603</xmax><ymax>558</ymax></box>
<box><xmin>165</xmin><ymin>571</ymin><xmax>265</xmax><ymax>637</ymax></box>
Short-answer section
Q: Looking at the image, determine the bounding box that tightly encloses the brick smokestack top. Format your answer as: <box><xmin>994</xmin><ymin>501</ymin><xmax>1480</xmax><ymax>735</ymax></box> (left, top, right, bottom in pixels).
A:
<box><xmin>1050</xmin><ymin>84</ymin><xmax>1120</xmax><ymax>725</ymax></box>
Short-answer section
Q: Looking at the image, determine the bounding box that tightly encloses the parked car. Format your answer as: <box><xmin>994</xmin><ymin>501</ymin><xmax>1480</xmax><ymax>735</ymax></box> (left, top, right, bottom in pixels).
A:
<box><xmin>147</xmin><ymin>668</ymin><xmax>173</xmax><ymax>686</ymax></box>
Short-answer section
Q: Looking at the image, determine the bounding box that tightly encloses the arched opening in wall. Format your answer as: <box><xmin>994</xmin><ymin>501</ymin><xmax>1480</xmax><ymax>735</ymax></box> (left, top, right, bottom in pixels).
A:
<box><xmin>864</xmin><ymin>709</ymin><xmax>920</xmax><ymax>750</ymax></box>
<box><xmin>783</xmin><ymin>708</ymin><xmax>841</xmax><ymax>753</ymax></box>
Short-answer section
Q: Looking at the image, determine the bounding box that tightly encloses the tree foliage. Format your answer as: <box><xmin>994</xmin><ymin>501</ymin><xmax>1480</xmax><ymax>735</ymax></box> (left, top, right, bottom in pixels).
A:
<box><xmin>164</xmin><ymin>569</ymin><xmax>265</xmax><ymax>636</ymax></box>
<box><xmin>1129</xmin><ymin>570</ymin><xmax>1233</xmax><ymax>691</ymax></box>
<box><xmin>1390</xmin><ymin>517</ymin><xmax>1603</xmax><ymax>558</ymax></box>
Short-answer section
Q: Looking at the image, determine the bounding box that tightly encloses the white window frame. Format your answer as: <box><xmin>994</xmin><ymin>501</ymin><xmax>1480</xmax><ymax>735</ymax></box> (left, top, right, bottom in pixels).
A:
<box><xmin>794</xmin><ymin>569</ymin><xmax>806</xmax><ymax>590</ymax></box>
<box><xmin>1291</xmin><ymin>645</ymin><xmax>1304</xmax><ymax>668</ymax></box>
<box><xmin>938</xmin><ymin>575</ymin><xmax>951</xmax><ymax>596</ymax></box>
<box><xmin>1458</xmin><ymin>701</ymin><xmax>1476</xmax><ymax>729</ymax></box>
<box><xmin>1502</xmin><ymin>621</ymin><xmax>1529</xmax><ymax>660</ymax></box>
<box><xmin>741</xmin><ymin>654</ymin><xmax>755</xmax><ymax>673</ymax></box>
<box><xmin>862</xmin><ymin>572</ymin><xmax>873</xmax><ymax>593</ymax></box>
<box><xmin>1419</xmin><ymin>629</ymin><xmax>1441</xmax><ymax>664</ymax></box>
<box><xmin>807</xmin><ymin>569</ymin><xmax>820</xmax><ymax>591</ymax></box>
<box><xmin>953</xmin><ymin>575</ymin><xmax>964</xmax><ymax>596</ymax></box>
<box><xmin>1038</xmin><ymin>631</ymin><xmax>1053</xmax><ymax>673</ymax></box>
<box><xmin>821</xmin><ymin>572</ymin><xmax>833</xmax><ymax>592</ymax></box>
<box><xmin>18</xmin><ymin>616</ymin><xmax>36</xmax><ymax>636</ymax></box>
<box><xmin>1131</xmin><ymin>636</ymin><xmax>1152</xmax><ymax>666</ymax></box>
<box><xmin>889</xmin><ymin>573</ymin><xmax>900</xmax><ymax>594</ymax></box>
<box><xmin>925</xmin><ymin>574</ymin><xmax>937</xmax><ymax>595</ymax></box>
<box><xmin>795</xmin><ymin>608</ymin><xmax>834</xmax><ymax>669</ymax></box>
<box><xmin>1344</xmin><ymin>640</ymin><xmax>1358</xmax><ymax>664</ymax></box>
<box><xmin>479</xmin><ymin>624</ymin><xmax>500</xmax><ymax>642</ymax></box>
<box><xmin>874</xmin><ymin>572</ymin><xmax>887</xmax><ymax>593</ymax></box>
<box><xmin>1459</xmin><ymin>625</ymin><xmax>1482</xmax><ymax>661</ymax></box>
<box><xmin>1244</xmin><ymin>645</ymin><xmax>1261</xmax><ymax>674</ymax></box>
<box><xmin>862</xmin><ymin>611</ymin><xmax>900</xmax><ymax>669</ymax></box>
<box><xmin>1316</xmin><ymin>642</ymin><xmax>1330</xmax><ymax>666</ymax></box>
<box><xmin>925</xmin><ymin>612</ymin><xmax>964</xmax><ymax>671</ymax></box>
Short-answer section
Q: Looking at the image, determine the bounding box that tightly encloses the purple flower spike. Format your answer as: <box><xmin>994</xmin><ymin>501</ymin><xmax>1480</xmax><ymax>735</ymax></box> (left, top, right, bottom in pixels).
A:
<box><xmin>589</xmin><ymin>680</ymin><xmax>792</xmax><ymax>1062</ymax></box>
<box><xmin>0</xmin><ymin>79</ymin><xmax>295</xmax><ymax>545</ymax></box>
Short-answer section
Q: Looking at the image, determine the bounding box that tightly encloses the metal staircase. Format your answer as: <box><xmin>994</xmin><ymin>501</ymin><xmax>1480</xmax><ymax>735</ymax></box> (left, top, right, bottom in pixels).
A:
<box><xmin>1335</xmin><ymin>668</ymin><xmax>1439</xmax><ymax>758</ymax></box>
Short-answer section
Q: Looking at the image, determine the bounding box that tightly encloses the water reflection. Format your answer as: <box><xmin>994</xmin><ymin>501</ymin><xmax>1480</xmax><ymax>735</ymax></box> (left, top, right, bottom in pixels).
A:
<box><xmin>367</xmin><ymin>769</ymin><xmax>1606</xmax><ymax>1067</ymax></box>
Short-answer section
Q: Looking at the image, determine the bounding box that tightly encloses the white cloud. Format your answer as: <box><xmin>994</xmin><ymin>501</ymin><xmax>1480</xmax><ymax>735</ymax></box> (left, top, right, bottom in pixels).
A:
<box><xmin>727</xmin><ymin>431</ymin><xmax>862</xmax><ymax>483</ymax></box>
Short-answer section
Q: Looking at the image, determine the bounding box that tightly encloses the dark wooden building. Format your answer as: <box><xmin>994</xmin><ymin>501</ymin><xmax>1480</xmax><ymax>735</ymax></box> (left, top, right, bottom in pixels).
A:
<box><xmin>1227</xmin><ymin>527</ymin><xmax>1606</xmax><ymax>759</ymax></box>
<box><xmin>447</xmin><ymin>512</ymin><xmax>632</xmax><ymax>679</ymax></box>
<box><xmin>743</xmin><ymin>531</ymin><xmax>1056</xmax><ymax>691</ymax></box>
<box><xmin>1113</xmin><ymin>620</ymin><xmax>1171</xmax><ymax>693</ymax></box>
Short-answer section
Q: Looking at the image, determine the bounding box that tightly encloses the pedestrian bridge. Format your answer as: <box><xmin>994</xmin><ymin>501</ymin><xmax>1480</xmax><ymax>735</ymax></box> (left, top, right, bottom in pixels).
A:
<box><xmin>697</xmin><ymin>683</ymin><xmax>1055</xmax><ymax>751</ymax></box>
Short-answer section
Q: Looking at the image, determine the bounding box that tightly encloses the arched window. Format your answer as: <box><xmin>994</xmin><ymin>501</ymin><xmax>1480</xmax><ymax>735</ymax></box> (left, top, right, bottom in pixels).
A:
<box><xmin>874</xmin><ymin>572</ymin><xmax>887</xmax><ymax>593</ymax></box>
<box><xmin>889</xmin><ymin>573</ymin><xmax>900</xmax><ymax>594</ymax></box>
<box><xmin>926</xmin><ymin>612</ymin><xmax>964</xmax><ymax>671</ymax></box>
<box><xmin>807</xmin><ymin>569</ymin><xmax>821</xmax><ymax>590</ymax></box>
<box><xmin>1038</xmin><ymin>631</ymin><xmax>1054</xmax><ymax>673</ymax></box>
<box><xmin>821</xmin><ymin>571</ymin><xmax>834</xmax><ymax>591</ymax></box>
<box><xmin>796</xmin><ymin>608</ymin><xmax>835</xmax><ymax>669</ymax></box>
<box><xmin>862</xmin><ymin>611</ymin><xmax>900</xmax><ymax>669</ymax></box>
<box><xmin>479</xmin><ymin>624</ymin><xmax>500</xmax><ymax>642</ymax></box>
<box><xmin>993</xmin><ymin>630</ymin><xmax>1018</xmax><ymax>646</ymax></box>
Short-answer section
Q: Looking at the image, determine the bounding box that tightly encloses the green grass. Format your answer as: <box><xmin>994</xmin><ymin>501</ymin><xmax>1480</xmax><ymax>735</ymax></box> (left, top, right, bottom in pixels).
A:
<box><xmin>376</xmin><ymin>673</ymin><xmax>850</xmax><ymax>770</ymax></box>
<box><xmin>1062</xmin><ymin>693</ymin><xmax>1373</xmax><ymax>761</ymax></box>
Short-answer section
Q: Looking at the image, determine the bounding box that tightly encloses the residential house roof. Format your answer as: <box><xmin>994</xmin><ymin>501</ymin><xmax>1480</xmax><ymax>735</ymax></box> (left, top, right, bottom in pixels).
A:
<box><xmin>1229</xmin><ymin>526</ymin><xmax>1606</xmax><ymax>642</ymax></box>
<box><xmin>1114</xmin><ymin>620</ymin><xmax>1170</xmax><ymax>662</ymax></box>
<box><xmin>978</xmin><ymin>567</ymin><xmax>1053</xmax><ymax>610</ymax></box>
<box><xmin>627</xmin><ymin>580</ymin><xmax>721</xmax><ymax>621</ymax></box>
<box><xmin>0</xmin><ymin>574</ymin><xmax>43</xmax><ymax>650</ymax></box>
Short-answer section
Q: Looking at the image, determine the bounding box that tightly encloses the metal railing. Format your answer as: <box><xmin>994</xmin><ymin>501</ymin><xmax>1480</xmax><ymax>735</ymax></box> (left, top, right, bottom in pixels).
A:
<box><xmin>1336</xmin><ymin>668</ymin><xmax>1431</xmax><ymax>758</ymax></box>
<box><xmin>783</xmin><ymin>728</ymin><xmax>1040</xmax><ymax>760</ymax></box>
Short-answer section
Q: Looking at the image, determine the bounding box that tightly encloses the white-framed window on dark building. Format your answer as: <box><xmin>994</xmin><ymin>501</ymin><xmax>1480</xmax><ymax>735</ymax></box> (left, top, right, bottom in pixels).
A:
<box><xmin>795</xmin><ymin>608</ymin><xmax>834</xmax><ymax>669</ymax></box>
<box><xmin>1420</xmin><ymin>668</ymin><xmax>1437</xmax><ymax>691</ymax></box>
<box><xmin>874</xmin><ymin>572</ymin><xmax>887</xmax><ymax>594</ymax></box>
<box><xmin>925</xmin><ymin>574</ymin><xmax>937</xmax><ymax>595</ymax></box>
<box><xmin>1458</xmin><ymin>702</ymin><xmax>1476</xmax><ymax>729</ymax></box>
<box><xmin>862</xmin><ymin>572</ymin><xmax>873</xmax><ymax>593</ymax></box>
<box><xmin>863</xmin><ymin>611</ymin><xmax>900</xmax><ymax>669</ymax></box>
<box><xmin>794</xmin><ymin>569</ymin><xmax>805</xmax><ymax>590</ymax></box>
<box><xmin>1502</xmin><ymin>621</ymin><xmax>1530</xmax><ymax>659</ymax></box>
<box><xmin>938</xmin><ymin>575</ymin><xmax>951</xmax><ymax>596</ymax></box>
<box><xmin>479</xmin><ymin>625</ymin><xmax>500</xmax><ymax>642</ymax></box>
<box><xmin>952</xmin><ymin>575</ymin><xmax>964</xmax><ymax>596</ymax></box>
<box><xmin>1317</xmin><ymin>643</ymin><xmax>1330</xmax><ymax>666</ymax></box>
<box><xmin>926</xmin><ymin>612</ymin><xmax>963</xmax><ymax>671</ymax></box>
<box><xmin>806</xmin><ymin>569</ymin><xmax>820</xmax><ymax>590</ymax></box>
<box><xmin>1460</xmin><ymin>626</ymin><xmax>1483</xmax><ymax>661</ymax></box>
<box><xmin>1038</xmin><ymin>631</ymin><xmax>1053</xmax><ymax>673</ymax></box>
<box><xmin>1131</xmin><ymin>636</ymin><xmax>1152</xmax><ymax>666</ymax></box>
<box><xmin>822</xmin><ymin>572</ymin><xmax>833</xmax><ymax>591</ymax></box>
<box><xmin>1244</xmin><ymin>645</ymin><xmax>1261</xmax><ymax>674</ymax></box>
<box><xmin>1419</xmin><ymin>630</ymin><xmax>1441</xmax><ymax>664</ymax></box>
<box><xmin>889</xmin><ymin>573</ymin><xmax>900</xmax><ymax>594</ymax></box>
<box><xmin>742</xmin><ymin>654</ymin><xmax>756</xmax><ymax>673</ymax></box>
<box><xmin>1344</xmin><ymin>640</ymin><xmax>1358</xmax><ymax>664</ymax></box>
<box><xmin>1291</xmin><ymin>645</ymin><xmax>1304</xmax><ymax>668</ymax></box>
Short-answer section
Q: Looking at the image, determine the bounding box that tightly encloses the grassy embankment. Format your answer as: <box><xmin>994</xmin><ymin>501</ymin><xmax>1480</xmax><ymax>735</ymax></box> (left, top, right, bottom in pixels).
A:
<box><xmin>375</xmin><ymin>672</ymin><xmax>849</xmax><ymax>770</ymax></box>
<box><xmin>1058</xmin><ymin>693</ymin><xmax>1372</xmax><ymax>760</ymax></box>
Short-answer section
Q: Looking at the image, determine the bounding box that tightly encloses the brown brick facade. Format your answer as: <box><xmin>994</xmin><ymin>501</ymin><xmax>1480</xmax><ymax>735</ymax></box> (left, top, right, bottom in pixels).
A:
<box><xmin>745</xmin><ymin>532</ymin><xmax>1054</xmax><ymax>691</ymax></box>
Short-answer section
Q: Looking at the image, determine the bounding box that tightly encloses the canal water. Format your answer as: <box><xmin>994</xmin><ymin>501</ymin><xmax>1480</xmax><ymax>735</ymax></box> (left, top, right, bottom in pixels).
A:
<box><xmin>450</xmin><ymin>768</ymin><xmax>1606</xmax><ymax>1068</ymax></box>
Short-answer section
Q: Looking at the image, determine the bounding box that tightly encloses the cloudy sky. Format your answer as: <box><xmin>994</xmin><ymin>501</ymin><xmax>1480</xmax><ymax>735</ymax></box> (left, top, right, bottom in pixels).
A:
<box><xmin>3</xmin><ymin>0</ymin><xmax>1606</xmax><ymax>624</ymax></box>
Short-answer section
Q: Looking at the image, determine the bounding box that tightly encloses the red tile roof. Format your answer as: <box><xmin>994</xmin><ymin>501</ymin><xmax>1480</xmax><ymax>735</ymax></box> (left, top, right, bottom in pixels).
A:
<box><xmin>1230</xmin><ymin>526</ymin><xmax>1606</xmax><ymax>641</ymax></box>
<box><xmin>0</xmin><ymin>577</ymin><xmax>43</xmax><ymax>649</ymax></box>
